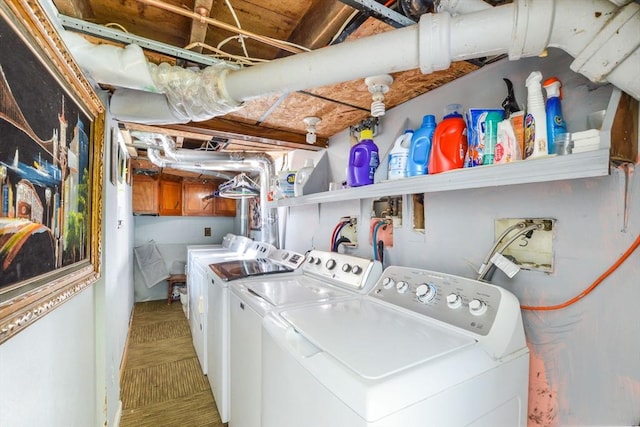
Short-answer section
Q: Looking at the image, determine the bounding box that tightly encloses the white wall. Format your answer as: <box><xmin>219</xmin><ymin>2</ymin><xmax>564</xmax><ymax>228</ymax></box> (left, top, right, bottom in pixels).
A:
<box><xmin>101</xmin><ymin>119</ymin><xmax>136</xmax><ymax>426</ymax></box>
<box><xmin>133</xmin><ymin>216</ymin><xmax>235</xmax><ymax>301</ymax></box>
<box><xmin>0</xmin><ymin>272</ymin><xmax>98</xmax><ymax>427</ymax></box>
<box><xmin>283</xmin><ymin>50</ymin><xmax>640</xmax><ymax>426</ymax></box>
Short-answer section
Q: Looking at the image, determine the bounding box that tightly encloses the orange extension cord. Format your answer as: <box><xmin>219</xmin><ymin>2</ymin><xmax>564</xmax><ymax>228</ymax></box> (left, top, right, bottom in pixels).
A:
<box><xmin>521</xmin><ymin>233</ymin><xmax>640</xmax><ymax>311</ymax></box>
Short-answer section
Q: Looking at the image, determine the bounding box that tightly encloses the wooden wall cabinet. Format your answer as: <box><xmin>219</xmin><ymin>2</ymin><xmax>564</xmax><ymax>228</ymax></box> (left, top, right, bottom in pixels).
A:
<box><xmin>213</xmin><ymin>196</ymin><xmax>237</xmax><ymax>217</ymax></box>
<box><xmin>132</xmin><ymin>174</ymin><xmax>158</xmax><ymax>215</ymax></box>
<box><xmin>182</xmin><ymin>181</ymin><xmax>215</xmax><ymax>216</ymax></box>
<box><xmin>159</xmin><ymin>178</ymin><xmax>182</xmax><ymax>216</ymax></box>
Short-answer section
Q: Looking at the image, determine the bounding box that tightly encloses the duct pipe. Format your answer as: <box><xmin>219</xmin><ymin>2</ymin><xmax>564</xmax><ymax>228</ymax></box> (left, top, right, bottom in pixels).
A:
<box><xmin>221</xmin><ymin>0</ymin><xmax>639</xmax><ymax>102</ymax></box>
<box><xmin>142</xmin><ymin>136</ymin><xmax>278</xmax><ymax>246</ymax></box>
<box><xmin>238</xmin><ymin>198</ymin><xmax>249</xmax><ymax>237</ymax></box>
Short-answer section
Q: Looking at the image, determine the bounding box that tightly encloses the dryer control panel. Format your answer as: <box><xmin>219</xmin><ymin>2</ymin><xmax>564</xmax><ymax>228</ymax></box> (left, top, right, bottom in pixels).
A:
<box><xmin>369</xmin><ymin>266</ymin><xmax>522</xmax><ymax>341</ymax></box>
<box><xmin>303</xmin><ymin>250</ymin><xmax>382</xmax><ymax>293</ymax></box>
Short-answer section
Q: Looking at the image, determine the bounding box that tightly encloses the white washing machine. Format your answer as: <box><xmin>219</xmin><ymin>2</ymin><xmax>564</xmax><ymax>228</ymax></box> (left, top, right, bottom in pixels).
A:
<box><xmin>205</xmin><ymin>247</ymin><xmax>309</xmax><ymax>424</ymax></box>
<box><xmin>188</xmin><ymin>239</ymin><xmax>269</xmax><ymax>374</ymax></box>
<box><xmin>261</xmin><ymin>266</ymin><xmax>530</xmax><ymax>427</ymax></box>
<box><xmin>229</xmin><ymin>250</ymin><xmax>383</xmax><ymax>427</ymax></box>
<box><xmin>185</xmin><ymin>234</ymin><xmax>252</xmax><ymax>320</ymax></box>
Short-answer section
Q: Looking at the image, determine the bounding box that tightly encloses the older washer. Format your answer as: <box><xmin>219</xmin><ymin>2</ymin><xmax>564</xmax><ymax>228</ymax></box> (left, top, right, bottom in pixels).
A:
<box><xmin>262</xmin><ymin>266</ymin><xmax>530</xmax><ymax>427</ymax></box>
<box><xmin>205</xmin><ymin>246</ymin><xmax>309</xmax><ymax>423</ymax></box>
<box><xmin>228</xmin><ymin>250</ymin><xmax>382</xmax><ymax>427</ymax></box>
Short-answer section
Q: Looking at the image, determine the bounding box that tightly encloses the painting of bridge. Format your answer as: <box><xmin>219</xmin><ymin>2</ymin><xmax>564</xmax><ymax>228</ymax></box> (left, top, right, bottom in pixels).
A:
<box><xmin>0</xmin><ymin>17</ymin><xmax>91</xmax><ymax>288</ymax></box>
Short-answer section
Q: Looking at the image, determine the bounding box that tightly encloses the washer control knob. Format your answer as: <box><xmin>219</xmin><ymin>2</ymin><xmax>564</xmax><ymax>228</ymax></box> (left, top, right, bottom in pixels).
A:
<box><xmin>382</xmin><ymin>277</ymin><xmax>395</xmax><ymax>289</ymax></box>
<box><xmin>446</xmin><ymin>293</ymin><xmax>462</xmax><ymax>309</ymax></box>
<box><xmin>352</xmin><ymin>265</ymin><xmax>363</xmax><ymax>275</ymax></box>
<box><xmin>342</xmin><ymin>264</ymin><xmax>352</xmax><ymax>273</ymax></box>
<box><xmin>307</xmin><ymin>257</ymin><xmax>315</xmax><ymax>264</ymax></box>
<box><xmin>416</xmin><ymin>283</ymin><xmax>437</xmax><ymax>303</ymax></box>
<box><xmin>396</xmin><ymin>281</ymin><xmax>409</xmax><ymax>294</ymax></box>
<box><xmin>469</xmin><ymin>299</ymin><xmax>488</xmax><ymax>316</ymax></box>
<box><xmin>326</xmin><ymin>259</ymin><xmax>337</xmax><ymax>270</ymax></box>
<box><xmin>314</xmin><ymin>257</ymin><xmax>322</xmax><ymax>265</ymax></box>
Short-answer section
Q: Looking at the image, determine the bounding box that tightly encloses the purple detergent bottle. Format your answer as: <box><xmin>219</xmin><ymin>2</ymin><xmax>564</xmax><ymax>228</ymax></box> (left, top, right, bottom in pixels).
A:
<box><xmin>347</xmin><ymin>129</ymin><xmax>379</xmax><ymax>187</ymax></box>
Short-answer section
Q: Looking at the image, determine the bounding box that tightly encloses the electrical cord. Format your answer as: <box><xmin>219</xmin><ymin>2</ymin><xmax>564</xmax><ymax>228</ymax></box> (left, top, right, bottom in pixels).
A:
<box><xmin>521</xmin><ymin>232</ymin><xmax>640</xmax><ymax>311</ymax></box>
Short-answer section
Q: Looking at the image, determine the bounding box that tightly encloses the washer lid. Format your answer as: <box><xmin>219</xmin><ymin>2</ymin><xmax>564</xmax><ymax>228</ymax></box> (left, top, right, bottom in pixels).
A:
<box><xmin>280</xmin><ymin>298</ymin><xmax>476</xmax><ymax>380</ymax></box>
<box><xmin>247</xmin><ymin>277</ymin><xmax>350</xmax><ymax>307</ymax></box>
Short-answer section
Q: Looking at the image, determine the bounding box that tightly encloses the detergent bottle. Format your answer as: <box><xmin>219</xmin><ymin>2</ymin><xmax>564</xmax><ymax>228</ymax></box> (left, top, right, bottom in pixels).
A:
<box><xmin>387</xmin><ymin>129</ymin><xmax>413</xmax><ymax>180</ymax></box>
<box><xmin>407</xmin><ymin>115</ymin><xmax>436</xmax><ymax>176</ymax></box>
<box><xmin>428</xmin><ymin>104</ymin><xmax>467</xmax><ymax>174</ymax></box>
<box><xmin>524</xmin><ymin>71</ymin><xmax>548</xmax><ymax>158</ymax></box>
<box><xmin>543</xmin><ymin>77</ymin><xmax>567</xmax><ymax>155</ymax></box>
<box><xmin>347</xmin><ymin>129</ymin><xmax>379</xmax><ymax>187</ymax></box>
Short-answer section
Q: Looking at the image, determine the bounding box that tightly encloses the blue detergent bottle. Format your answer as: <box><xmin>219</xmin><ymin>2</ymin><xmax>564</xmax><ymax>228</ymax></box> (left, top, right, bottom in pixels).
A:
<box><xmin>543</xmin><ymin>77</ymin><xmax>567</xmax><ymax>154</ymax></box>
<box><xmin>347</xmin><ymin>129</ymin><xmax>379</xmax><ymax>187</ymax></box>
<box><xmin>407</xmin><ymin>114</ymin><xmax>436</xmax><ymax>176</ymax></box>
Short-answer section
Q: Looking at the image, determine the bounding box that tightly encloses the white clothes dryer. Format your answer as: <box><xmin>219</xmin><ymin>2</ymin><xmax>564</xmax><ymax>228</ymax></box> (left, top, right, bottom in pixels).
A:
<box><xmin>188</xmin><ymin>239</ymin><xmax>270</xmax><ymax>375</ymax></box>
<box><xmin>229</xmin><ymin>250</ymin><xmax>383</xmax><ymax>427</ymax></box>
<box><xmin>261</xmin><ymin>266</ymin><xmax>530</xmax><ymax>427</ymax></box>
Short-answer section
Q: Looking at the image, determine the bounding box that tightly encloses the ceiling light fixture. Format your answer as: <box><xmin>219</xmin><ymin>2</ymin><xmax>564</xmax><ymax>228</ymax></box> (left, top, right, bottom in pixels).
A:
<box><xmin>365</xmin><ymin>74</ymin><xmax>393</xmax><ymax>117</ymax></box>
<box><xmin>303</xmin><ymin>116</ymin><xmax>321</xmax><ymax>144</ymax></box>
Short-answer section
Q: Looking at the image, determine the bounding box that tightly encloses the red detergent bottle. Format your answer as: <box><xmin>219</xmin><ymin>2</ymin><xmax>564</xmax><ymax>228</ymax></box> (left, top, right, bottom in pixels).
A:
<box><xmin>428</xmin><ymin>104</ymin><xmax>468</xmax><ymax>174</ymax></box>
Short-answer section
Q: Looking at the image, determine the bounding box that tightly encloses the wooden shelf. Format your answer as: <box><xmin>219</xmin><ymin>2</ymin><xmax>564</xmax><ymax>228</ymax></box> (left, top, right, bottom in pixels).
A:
<box><xmin>268</xmin><ymin>148</ymin><xmax>610</xmax><ymax>208</ymax></box>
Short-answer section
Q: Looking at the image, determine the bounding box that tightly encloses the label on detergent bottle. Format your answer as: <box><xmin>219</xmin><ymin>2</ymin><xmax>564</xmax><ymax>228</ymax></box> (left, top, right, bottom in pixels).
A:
<box><xmin>278</xmin><ymin>171</ymin><xmax>296</xmax><ymax>198</ymax></box>
<box><xmin>368</xmin><ymin>151</ymin><xmax>380</xmax><ymax>181</ymax></box>
<box><xmin>523</xmin><ymin>113</ymin><xmax>536</xmax><ymax>159</ymax></box>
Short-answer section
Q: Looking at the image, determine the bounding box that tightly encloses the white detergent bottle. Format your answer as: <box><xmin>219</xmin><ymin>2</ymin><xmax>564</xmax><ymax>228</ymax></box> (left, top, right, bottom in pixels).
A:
<box><xmin>294</xmin><ymin>159</ymin><xmax>314</xmax><ymax>196</ymax></box>
<box><xmin>387</xmin><ymin>129</ymin><xmax>413</xmax><ymax>180</ymax></box>
<box><xmin>524</xmin><ymin>71</ymin><xmax>548</xmax><ymax>158</ymax></box>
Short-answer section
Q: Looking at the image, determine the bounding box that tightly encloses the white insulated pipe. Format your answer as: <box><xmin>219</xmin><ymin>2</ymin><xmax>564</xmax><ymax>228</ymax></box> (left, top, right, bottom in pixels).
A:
<box><xmin>222</xmin><ymin>0</ymin><xmax>639</xmax><ymax>102</ymax></box>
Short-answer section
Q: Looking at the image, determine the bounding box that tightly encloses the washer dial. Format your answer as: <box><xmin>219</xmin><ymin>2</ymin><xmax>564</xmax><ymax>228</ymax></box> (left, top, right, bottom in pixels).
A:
<box><xmin>446</xmin><ymin>293</ymin><xmax>462</xmax><ymax>309</ymax></box>
<box><xmin>396</xmin><ymin>281</ymin><xmax>409</xmax><ymax>294</ymax></box>
<box><xmin>469</xmin><ymin>299</ymin><xmax>488</xmax><ymax>316</ymax></box>
<box><xmin>382</xmin><ymin>277</ymin><xmax>395</xmax><ymax>289</ymax></box>
<box><xmin>416</xmin><ymin>283</ymin><xmax>437</xmax><ymax>303</ymax></box>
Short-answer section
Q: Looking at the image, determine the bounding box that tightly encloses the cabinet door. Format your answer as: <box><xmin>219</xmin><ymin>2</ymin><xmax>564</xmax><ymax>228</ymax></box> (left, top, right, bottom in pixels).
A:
<box><xmin>132</xmin><ymin>175</ymin><xmax>158</xmax><ymax>214</ymax></box>
<box><xmin>214</xmin><ymin>197</ymin><xmax>237</xmax><ymax>217</ymax></box>
<box><xmin>159</xmin><ymin>179</ymin><xmax>182</xmax><ymax>216</ymax></box>
<box><xmin>183</xmin><ymin>182</ymin><xmax>215</xmax><ymax>216</ymax></box>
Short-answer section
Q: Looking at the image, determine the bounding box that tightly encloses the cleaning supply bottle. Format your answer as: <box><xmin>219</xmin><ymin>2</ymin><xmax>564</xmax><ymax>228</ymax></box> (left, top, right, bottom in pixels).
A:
<box><xmin>543</xmin><ymin>77</ymin><xmax>567</xmax><ymax>155</ymax></box>
<box><xmin>387</xmin><ymin>129</ymin><xmax>413</xmax><ymax>180</ymax></box>
<box><xmin>407</xmin><ymin>115</ymin><xmax>436</xmax><ymax>176</ymax></box>
<box><xmin>347</xmin><ymin>129</ymin><xmax>379</xmax><ymax>187</ymax></box>
<box><xmin>524</xmin><ymin>71</ymin><xmax>548</xmax><ymax>158</ymax></box>
<box><xmin>294</xmin><ymin>159</ymin><xmax>314</xmax><ymax>196</ymax></box>
<box><xmin>482</xmin><ymin>111</ymin><xmax>503</xmax><ymax>165</ymax></box>
<box><xmin>428</xmin><ymin>104</ymin><xmax>467</xmax><ymax>174</ymax></box>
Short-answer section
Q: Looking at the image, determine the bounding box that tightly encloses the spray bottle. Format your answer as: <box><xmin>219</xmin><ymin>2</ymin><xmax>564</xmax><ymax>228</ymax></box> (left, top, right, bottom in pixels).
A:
<box><xmin>543</xmin><ymin>77</ymin><xmax>567</xmax><ymax>155</ymax></box>
<box><xmin>524</xmin><ymin>71</ymin><xmax>548</xmax><ymax>158</ymax></box>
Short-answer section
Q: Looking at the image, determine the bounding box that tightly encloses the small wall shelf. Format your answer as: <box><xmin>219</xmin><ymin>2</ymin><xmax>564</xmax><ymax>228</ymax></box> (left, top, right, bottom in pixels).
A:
<box><xmin>268</xmin><ymin>148</ymin><xmax>610</xmax><ymax>208</ymax></box>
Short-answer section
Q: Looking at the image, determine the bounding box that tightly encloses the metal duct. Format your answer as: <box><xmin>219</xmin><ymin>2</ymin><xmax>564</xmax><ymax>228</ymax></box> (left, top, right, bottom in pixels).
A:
<box><xmin>135</xmin><ymin>133</ymin><xmax>278</xmax><ymax>246</ymax></box>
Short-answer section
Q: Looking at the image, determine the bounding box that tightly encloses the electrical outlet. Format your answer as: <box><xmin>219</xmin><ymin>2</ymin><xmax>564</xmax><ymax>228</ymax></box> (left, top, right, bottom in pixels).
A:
<box><xmin>370</xmin><ymin>218</ymin><xmax>393</xmax><ymax>248</ymax></box>
<box><xmin>204</xmin><ymin>227</ymin><xmax>211</xmax><ymax>237</ymax></box>
<box><xmin>494</xmin><ymin>218</ymin><xmax>555</xmax><ymax>272</ymax></box>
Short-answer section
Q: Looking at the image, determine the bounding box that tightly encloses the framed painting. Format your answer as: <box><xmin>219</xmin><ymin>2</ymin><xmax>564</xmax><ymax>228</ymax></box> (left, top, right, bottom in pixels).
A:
<box><xmin>0</xmin><ymin>0</ymin><xmax>104</xmax><ymax>343</ymax></box>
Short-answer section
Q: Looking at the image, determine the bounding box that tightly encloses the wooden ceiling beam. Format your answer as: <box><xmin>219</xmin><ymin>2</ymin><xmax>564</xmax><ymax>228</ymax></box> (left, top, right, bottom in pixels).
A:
<box><xmin>52</xmin><ymin>0</ymin><xmax>94</xmax><ymax>19</ymax></box>
<box><xmin>165</xmin><ymin>118</ymin><xmax>328</xmax><ymax>151</ymax></box>
<box><xmin>285</xmin><ymin>1</ymin><xmax>357</xmax><ymax>50</ymax></box>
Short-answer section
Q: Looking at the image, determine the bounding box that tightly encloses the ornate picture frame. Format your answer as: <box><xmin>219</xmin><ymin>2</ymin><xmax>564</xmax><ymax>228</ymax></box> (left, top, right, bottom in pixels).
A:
<box><xmin>0</xmin><ymin>0</ymin><xmax>104</xmax><ymax>343</ymax></box>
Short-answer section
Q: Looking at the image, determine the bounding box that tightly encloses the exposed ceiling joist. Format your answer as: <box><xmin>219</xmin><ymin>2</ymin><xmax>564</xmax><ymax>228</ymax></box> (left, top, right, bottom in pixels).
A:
<box><xmin>189</xmin><ymin>0</ymin><xmax>214</xmax><ymax>54</ymax></box>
